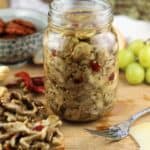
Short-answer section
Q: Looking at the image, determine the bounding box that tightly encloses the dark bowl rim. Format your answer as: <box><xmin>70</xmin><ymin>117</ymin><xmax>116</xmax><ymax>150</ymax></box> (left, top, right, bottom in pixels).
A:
<box><xmin>0</xmin><ymin>30</ymin><xmax>44</xmax><ymax>41</ymax></box>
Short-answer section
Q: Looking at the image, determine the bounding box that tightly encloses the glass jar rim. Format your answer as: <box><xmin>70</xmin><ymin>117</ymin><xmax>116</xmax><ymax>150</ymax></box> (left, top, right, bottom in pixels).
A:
<box><xmin>48</xmin><ymin>0</ymin><xmax>113</xmax><ymax>30</ymax></box>
<box><xmin>50</xmin><ymin>0</ymin><xmax>112</xmax><ymax>14</ymax></box>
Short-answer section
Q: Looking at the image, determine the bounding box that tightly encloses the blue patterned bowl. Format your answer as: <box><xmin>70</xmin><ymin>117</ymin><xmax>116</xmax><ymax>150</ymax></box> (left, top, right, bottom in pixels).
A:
<box><xmin>0</xmin><ymin>8</ymin><xmax>47</xmax><ymax>64</ymax></box>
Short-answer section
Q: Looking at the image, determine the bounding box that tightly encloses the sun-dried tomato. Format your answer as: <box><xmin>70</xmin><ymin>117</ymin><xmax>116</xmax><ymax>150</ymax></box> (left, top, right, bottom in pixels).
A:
<box><xmin>89</xmin><ymin>60</ymin><xmax>101</xmax><ymax>72</ymax></box>
<box><xmin>32</xmin><ymin>86</ymin><xmax>45</xmax><ymax>93</ymax></box>
<box><xmin>12</xmin><ymin>19</ymin><xmax>36</xmax><ymax>31</ymax></box>
<box><xmin>0</xmin><ymin>18</ymin><xmax>5</xmax><ymax>34</ymax></box>
<box><xmin>6</xmin><ymin>82</ymin><xmax>18</xmax><ymax>88</ymax></box>
<box><xmin>33</xmin><ymin>125</ymin><xmax>44</xmax><ymax>131</ymax></box>
<box><xmin>109</xmin><ymin>73</ymin><xmax>115</xmax><ymax>81</ymax></box>
<box><xmin>15</xmin><ymin>71</ymin><xmax>33</xmax><ymax>89</ymax></box>
<box><xmin>5</xmin><ymin>22</ymin><xmax>34</xmax><ymax>36</ymax></box>
<box><xmin>15</xmin><ymin>71</ymin><xmax>45</xmax><ymax>94</ymax></box>
<box><xmin>6</xmin><ymin>76</ymin><xmax>44</xmax><ymax>89</ymax></box>
<box><xmin>32</xmin><ymin>77</ymin><xmax>44</xmax><ymax>86</ymax></box>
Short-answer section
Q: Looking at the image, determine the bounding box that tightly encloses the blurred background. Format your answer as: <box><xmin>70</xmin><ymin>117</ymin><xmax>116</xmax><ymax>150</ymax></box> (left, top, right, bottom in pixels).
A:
<box><xmin>110</xmin><ymin>0</ymin><xmax>150</xmax><ymax>21</ymax></box>
<box><xmin>0</xmin><ymin>0</ymin><xmax>49</xmax><ymax>13</ymax></box>
<box><xmin>0</xmin><ymin>0</ymin><xmax>149</xmax><ymax>21</ymax></box>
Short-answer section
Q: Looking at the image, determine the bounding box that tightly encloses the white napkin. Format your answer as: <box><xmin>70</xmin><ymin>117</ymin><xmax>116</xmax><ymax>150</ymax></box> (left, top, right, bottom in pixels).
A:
<box><xmin>114</xmin><ymin>15</ymin><xmax>150</xmax><ymax>42</ymax></box>
<box><xmin>130</xmin><ymin>122</ymin><xmax>150</xmax><ymax>150</ymax></box>
<box><xmin>11</xmin><ymin>0</ymin><xmax>49</xmax><ymax>14</ymax></box>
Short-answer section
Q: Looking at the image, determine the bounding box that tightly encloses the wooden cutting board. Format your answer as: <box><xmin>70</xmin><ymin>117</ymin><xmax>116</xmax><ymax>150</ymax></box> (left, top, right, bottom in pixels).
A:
<box><xmin>7</xmin><ymin>64</ymin><xmax>150</xmax><ymax>150</ymax></box>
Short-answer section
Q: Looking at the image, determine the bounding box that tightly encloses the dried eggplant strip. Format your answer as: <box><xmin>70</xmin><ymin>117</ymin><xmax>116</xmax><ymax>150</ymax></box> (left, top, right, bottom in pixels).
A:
<box><xmin>0</xmin><ymin>91</ymin><xmax>63</xmax><ymax>150</ymax></box>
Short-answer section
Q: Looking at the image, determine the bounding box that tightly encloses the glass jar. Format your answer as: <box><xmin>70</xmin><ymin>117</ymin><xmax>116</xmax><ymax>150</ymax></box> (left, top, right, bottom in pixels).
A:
<box><xmin>44</xmin><ymin>0</ymin><xmax>119</xmax><ymax>122</ymax></box>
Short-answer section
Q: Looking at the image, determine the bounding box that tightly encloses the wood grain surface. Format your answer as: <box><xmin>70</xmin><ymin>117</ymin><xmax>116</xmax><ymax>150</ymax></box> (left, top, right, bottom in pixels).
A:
<box><xmin>0</xmin><ymin>0</ymin><xmax>9</xmax><ymax>8</ymax></box>
<box><xmin>6</xmin><ymin>64</ymin><xmax>150</xmax><ymax>150</ymax></box>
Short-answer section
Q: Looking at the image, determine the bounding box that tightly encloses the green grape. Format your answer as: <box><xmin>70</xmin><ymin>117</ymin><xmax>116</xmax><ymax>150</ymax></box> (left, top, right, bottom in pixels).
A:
<box><xmin>145</xmin><ymin>68</ymin><xmax>150</xmax><ymax>84</ymax></box>
<box><xmin>128</xmin><ymin>40</ymin><xmax>145</xmax><ymax>56</ymax></box>
<box><xmin>125</xmin><ymin>63</ymin><xmax>145</xmax><ymax>85</ymax></box>
<box><xmin>118</xmin><ymin>49</ymin><xmax>135</xmax><ymax>70</ymax></box>
<box><xmin>139</xmin><ymin>46</ymin><xmax>150</xmax><ymax>68</ymax></box>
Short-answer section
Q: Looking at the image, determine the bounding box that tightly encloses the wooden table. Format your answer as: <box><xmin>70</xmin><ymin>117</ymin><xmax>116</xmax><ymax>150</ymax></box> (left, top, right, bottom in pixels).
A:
<box><xmin>8</xmin><ymin>64</ymin><xmax>150</xmax><ymax>150</ymax></box>
<box><xmin>0</xmin><ymin>0</ymin><xmax>9</xmax><ymax>8</ymax></box>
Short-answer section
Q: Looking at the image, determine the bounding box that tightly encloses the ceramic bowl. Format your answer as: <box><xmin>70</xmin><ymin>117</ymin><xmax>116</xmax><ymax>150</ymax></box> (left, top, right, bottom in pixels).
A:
<box><xmin>0</xmin><ymin>8</ymin><xmax>47</xmax><ymax>64</ymax></box>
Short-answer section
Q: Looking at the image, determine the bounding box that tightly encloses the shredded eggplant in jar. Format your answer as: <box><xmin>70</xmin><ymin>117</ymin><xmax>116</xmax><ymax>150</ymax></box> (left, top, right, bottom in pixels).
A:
<box><xmin>44</xmin><ymin>0</ymin><xmax>118</xmax><ymax>122</ymax></box>
<box><xmin>44</xmin><ymin>27</ymin><xmax>118</xmax><ymax>122</ymax></box>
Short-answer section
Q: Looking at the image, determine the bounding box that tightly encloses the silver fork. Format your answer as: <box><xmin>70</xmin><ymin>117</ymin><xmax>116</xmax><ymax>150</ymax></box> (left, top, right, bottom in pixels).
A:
<box><xmin>85</xmin><ymin>107</ymin><xmax>150</xmax><ymax>141</ymax></box>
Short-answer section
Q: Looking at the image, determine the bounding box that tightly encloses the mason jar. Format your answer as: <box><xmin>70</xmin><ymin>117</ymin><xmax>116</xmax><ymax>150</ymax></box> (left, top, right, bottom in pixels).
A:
<box><xmin>44</xmin><ymin>0</ymin><xmax>119</xmax><ymax>122</ymax></box>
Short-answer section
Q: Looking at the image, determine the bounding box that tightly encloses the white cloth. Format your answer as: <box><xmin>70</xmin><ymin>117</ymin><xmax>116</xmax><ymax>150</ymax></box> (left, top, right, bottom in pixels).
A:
<box><xmin>11</xmin><ymin>0</ymin><xmax>49</xmax><ymax>14</ymax></box>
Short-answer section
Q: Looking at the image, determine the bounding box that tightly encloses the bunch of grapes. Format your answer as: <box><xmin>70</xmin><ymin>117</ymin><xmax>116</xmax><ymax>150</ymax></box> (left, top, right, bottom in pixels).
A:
<box><xmin>118</xmin><ymin>40</ymin><xmax>150</xmax><ymax>85</ymax></box>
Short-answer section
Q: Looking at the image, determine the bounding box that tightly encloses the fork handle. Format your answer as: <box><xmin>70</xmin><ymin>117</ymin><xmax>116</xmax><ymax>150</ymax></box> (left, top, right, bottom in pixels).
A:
<box><xmin>128</xmin><ymin>107</ymin><xmax>150</xmax><ymax>125</ymax></box>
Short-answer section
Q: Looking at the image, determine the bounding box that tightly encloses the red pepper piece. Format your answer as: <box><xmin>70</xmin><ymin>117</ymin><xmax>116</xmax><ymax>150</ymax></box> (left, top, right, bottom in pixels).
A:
<box><xmin>6</xmin><ymin>77</ymin><xmax>44</xmax><ymax>89</ymax></box>
<box><xmin>6</xmin><ymin>82</ymin><xmax>18</xmax><ymax>88</ymax></box>
<box><xmin>90</xmin><ymin>60</ymin><xmax>101</xmax><ymax>72</ymax></box>
<box><xmin>15</xmin><ymin>71</ymin><xmax>33</xmax><ymax>90</ymax></box>
<box><xmin>15</xmin><ymin>71</ymin><xmax>45</xmax><ymax>94</ymax></box>
<box><xmin>32</xmin><ymin>76</ymin><xmax>44</xmax><ymax>86</ymax></box>
<box><xmin>33</xmin><ymin>125</ymin><xmax>44</xmax><ymax>131</ymax></box>
<box><xmin>32</xmin><ymin>86</ymin><xmax>45</xmax><ymax>93</ymax></box>
<box><xmin>109</xmin><ymin>73</ymin><xmax>115</xmax><ymax>81</ymax></box>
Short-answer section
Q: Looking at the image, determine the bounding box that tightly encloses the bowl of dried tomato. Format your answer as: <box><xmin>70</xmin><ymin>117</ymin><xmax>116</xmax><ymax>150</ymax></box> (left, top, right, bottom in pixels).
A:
<box><xmin>0</xmin><ymin>8</ymin><xmax>47</xmax><ymax>65</ymax></box>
